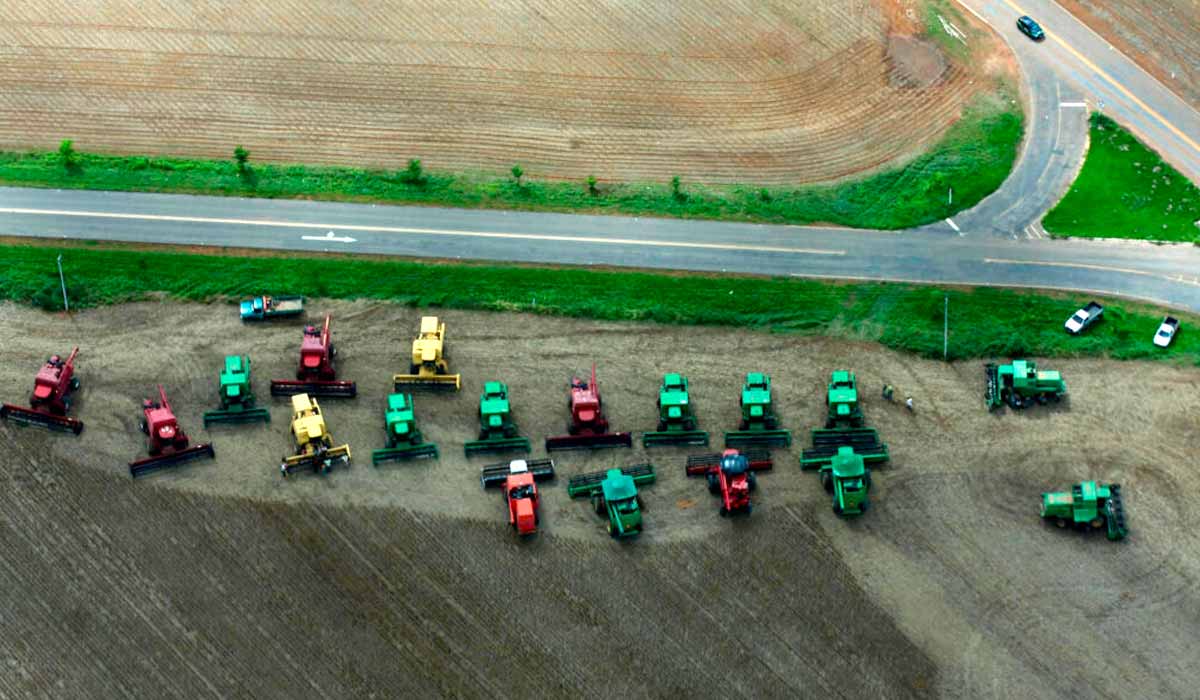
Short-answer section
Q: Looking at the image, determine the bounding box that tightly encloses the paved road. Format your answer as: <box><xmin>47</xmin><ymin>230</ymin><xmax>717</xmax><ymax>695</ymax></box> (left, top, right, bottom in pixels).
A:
<box><xmin>960</xmin><ymin>0</ymin><xmax>1200</xmax><ymax>183</ymax></box>
<box><xmin>2</xmin><ymin>0</ymin><xmax>1199</xmax><ymax>311</ymax></box>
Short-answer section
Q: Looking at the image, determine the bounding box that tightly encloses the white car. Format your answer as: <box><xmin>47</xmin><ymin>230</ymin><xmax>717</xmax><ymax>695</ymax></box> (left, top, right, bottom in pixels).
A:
<box><xmin>1153</xmin><ymin>316</ymin><xmax>1179</xmax><ymax>348</ymax></box>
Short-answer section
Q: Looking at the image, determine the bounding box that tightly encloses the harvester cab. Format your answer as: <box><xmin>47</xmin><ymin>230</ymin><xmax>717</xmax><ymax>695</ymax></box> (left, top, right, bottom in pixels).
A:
<box><xmin>271</xmin><ymin>314</ymin><xmax>357</xmax><ymax>398</ymax></box>
<box><xmin>1</xmin><ymin>346</ymin><xmax>84</xmax><ymax>434</ymax></box>
<box><xmin>204</xmin><ymin>355</ymin><xmax>270</xmax><ymax>426</ymax></box>
<box><xmin>465</xmin><ymin>381</ymin><xmax>531</xmax><ymax>455</ymax></box>
<box><xmin>725</xmin><ymin>372</ymin><xmax>791</xmax><ymax>447</ymax></box>
<box><xmin>643</xmin><ymin>373</ymin><xmax>709</xmax><ymax>447</ymax></box>
<box><xmin>480</xmin><ymin>458</ymin><xmax>556</xmax><ymax>536</ymax></box>
<box><xmin>129</xmin><ymin>385</ymin><xmax>215</xmax><ymax>478</ymax></box>
<box><xmin>1041</xmin><ymin>481</ymin><xmax>1127</xmax><ymax>541</ymax></box>
<box><xmin>546</xmin><ymin>364</ymin><xmax>632</xmax><ymax>451</ymax></box>
<box><xmin>985</xmin><ymin>359</ymin><xmax>1066</xmax><ymax>410</ymax></box>
<box><xmin>393</xmin><ymin>316</ymin><xmax>462</xmax><ymax>391</ymax></box>
<box><xmin>685</xmin><ymin>448</ymin><xmax>772</xmax><ymax>516</ymax></box>
<box><xmin>281</xmin><ymin>393</ymin><xmax>351</xmax><ymax>477</ymax></box>
<box><xmin>820</xmin><ymin>446</ymin><xmax>872</xmax><ymax>516</ymax></box>
<box><xmin>371</xmin><ymin>393</ymin><xmax>439</xmax><ymax>464</ymax></box>
<box><xmin>826</xmin><ymin>370</ymin><xmax>863</xmax><ymax>428</ymax></box>
<box><xmin>567</xmin><ymin>464</ymin><xmax>656</xmax><ymax>538</ymax></box>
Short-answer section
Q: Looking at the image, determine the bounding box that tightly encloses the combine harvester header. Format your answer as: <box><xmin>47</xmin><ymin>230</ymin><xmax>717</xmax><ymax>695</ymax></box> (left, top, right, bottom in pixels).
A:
<box><xmin>0</xmin><ymin>346</ymin><xmax>84</xmax><ymax>434</ymax></box>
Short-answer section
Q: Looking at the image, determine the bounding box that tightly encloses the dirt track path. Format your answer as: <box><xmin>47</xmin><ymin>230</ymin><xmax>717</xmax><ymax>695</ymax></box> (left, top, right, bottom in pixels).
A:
<box><xmin>2</xmin><ymin>300</ymin><xmax>1198</xmax><ymax>698</ymax></box>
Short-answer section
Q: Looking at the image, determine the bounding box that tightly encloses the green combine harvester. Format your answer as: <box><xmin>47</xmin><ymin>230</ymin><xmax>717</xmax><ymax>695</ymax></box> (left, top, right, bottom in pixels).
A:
<box><xmin>465</xmin><ymin>381</ymin><xmax>531</xmax><ymax>456</ymax></box>
<box><xmin>985</xmin><ymin>359</ymin><xmax>1067</xmax><ymax>410</ymax></box>
<box><xmin>825</xmin><ymin>370</ymin><xmax>863</xmax><ymax>428</ymax></box>
<box><xmin>800</xmin><ymin>427</ymin><xmax>889</xmax><ymax>469</ymax></box>
<box><xmin>371</xmin><ymin>393</ymin><xmax>439</xmax><ymax>464</ymax></box>
<box><xmin>202</xmin><ymin>355</ymin><xmax>271</xmax><ymax>426</ymax></box>
<box><xmin>1041</xmin><ymin>481</ymin><xmax>1127</xmax><ymax>541</ymax></box>
<box><xmin>725</xmin><ymin>372</ymin><xmax>791</xmax><ymax>448</ymax></box>
<box><xmin>567</xmin><ymin>464</ymin><xmax>656</xmax><ymax>538</ymax></box>
<box><xmin>819</xmin><ymin>446</ymin><xmax>872</xmax><ymax>516</ymax></box>
<box><xmin>643</xmin><ymin>373</ymin><xmax>709</xmax><ymax>447</ymax></box>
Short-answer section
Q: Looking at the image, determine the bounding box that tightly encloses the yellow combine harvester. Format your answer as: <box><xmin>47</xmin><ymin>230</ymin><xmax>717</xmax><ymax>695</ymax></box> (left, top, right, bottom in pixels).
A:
<box><xmin>281</xmin><ymin>393</ymin><xmax>351</xmax><ymax>477</ymax></box>
<box><xmin>393</xmin><ymin>316</ymin><xmax>462</xmax><ymax>391</ymax></box>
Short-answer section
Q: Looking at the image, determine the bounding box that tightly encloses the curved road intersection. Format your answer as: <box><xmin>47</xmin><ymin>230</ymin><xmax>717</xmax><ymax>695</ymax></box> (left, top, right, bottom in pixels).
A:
<box><xmin>1</xmin><ymin>0</ymin><xmax>1198</xmax><ymax>309</ymax></box>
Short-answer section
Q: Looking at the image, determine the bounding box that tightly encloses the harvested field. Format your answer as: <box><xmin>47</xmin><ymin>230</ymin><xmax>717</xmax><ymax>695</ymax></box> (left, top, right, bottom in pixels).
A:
<box><xmin>0</xmin><ymin>1</ymin><xmax>1011</xmax><ymax>185</ymax></box>
<box><xmin>1057</xmin><ymin>0</ymin><xmax>1200</xmax><ymax>107</ymax></box>
<box><xmin>2</xmin><ymin>300</ymin><xmax>1199</xmax><ymax>697</ymax></box>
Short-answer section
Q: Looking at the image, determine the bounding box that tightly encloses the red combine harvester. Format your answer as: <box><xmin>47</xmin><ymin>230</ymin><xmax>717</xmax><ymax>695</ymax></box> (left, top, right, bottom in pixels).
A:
<box><xmin>481</xmin><ymin>459</ymin><xmax>556</xmax><ymax>536</ymax></box>
<box><xmin>129</xmin><ymin>385</ymin><xmax>215</xmax><ymax>478</ymax></box>
<box><xmin>685</xmin><ymin>448</ymin><xmax>772</xmax><ymax>516</ymax></box>
<box><xmin>545</xmin><ymin>364</ymin><xmax>632</xmax><ymax>451</ymax></box>
<box><xmin>0</xmin><ymin>347</ymin><xmax>84</xmax><ymax>434</ymax></box>
<box><xmin>270</xmin><ymin>314</ymin><xmax>357</xmax><ymax>398</ymax></box>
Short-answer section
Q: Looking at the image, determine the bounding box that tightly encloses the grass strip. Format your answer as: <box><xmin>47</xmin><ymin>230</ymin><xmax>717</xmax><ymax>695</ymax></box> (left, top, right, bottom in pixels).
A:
<box><xmin>2</xmin><ymin>242</ymin><xmax>1194</xmax><ymax>364</ymax></box>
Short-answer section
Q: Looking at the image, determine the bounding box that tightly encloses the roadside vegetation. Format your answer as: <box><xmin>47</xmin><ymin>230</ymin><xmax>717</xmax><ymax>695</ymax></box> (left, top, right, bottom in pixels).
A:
<box><xmin>1044</xmin><ymin>113</ymin><xmax>1200</xmax><ymax>243</ymax></box>
<box><xmin>2</xmin><ymin>242</ymin><xmax>1193</xmax><ymax>365</ymax></box>
<box><xmin>0</xmin><ymin>96</ymin><xmax>1021</xmax><ymax>231</ymax></box>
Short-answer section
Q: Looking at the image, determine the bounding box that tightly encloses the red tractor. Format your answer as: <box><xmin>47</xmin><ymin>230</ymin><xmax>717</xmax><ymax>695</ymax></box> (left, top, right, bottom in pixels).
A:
<box><xmin>686</xmin><ymin>448</ymin><xmax>773</xmax><ymax>516</ymax></box>
<box><xmin>129</xmin><ymin>385</ymin><xmax>215</xmax><ymax>478</ymax></box>
<box><xmin>481</xmin><ymin>459</ymin><xmax>556</xmax><ymax>535</ymax></box>
<box><xmin>545</xmin><ymin>364</ymin><xmax>632</xmax><ymax>451</ymax></box>
<box><xmin>1</xmin><ymin>347</ymin><xmax>84</xmax><ymax>434</ymax></box>
<box><xmin>270</xmin><ymin>314</ymin><xmax>357</xmax><ymax>398</ymax></box>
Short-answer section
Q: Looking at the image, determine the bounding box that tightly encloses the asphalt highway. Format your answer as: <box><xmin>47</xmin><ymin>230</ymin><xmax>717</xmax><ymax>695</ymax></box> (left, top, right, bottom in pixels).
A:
<box><xmin>2</xmin><ymin>0</ymin><xmax>1198</xmax><ymax>311</ymax></box>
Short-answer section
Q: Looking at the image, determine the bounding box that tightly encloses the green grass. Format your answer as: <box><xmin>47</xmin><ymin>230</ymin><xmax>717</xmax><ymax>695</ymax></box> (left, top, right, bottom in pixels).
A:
<box><xmin>1044</xmin><ymin>113</ymin><xmax>1200</xmax><ymax>243</ymax></box>
<box><xmin>0</xmin><ymin>96</ymin><xmax>1022</xmax><ymax>231</ymax></box>
<box><xmin>3</xmin><ymin>243</ymin><xmax>1195</xmax><ymax>365</ymax></box>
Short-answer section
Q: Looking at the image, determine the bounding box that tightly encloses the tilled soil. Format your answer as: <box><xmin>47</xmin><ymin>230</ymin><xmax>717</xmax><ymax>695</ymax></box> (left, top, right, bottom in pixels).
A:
<box><xmin>1</xmin><ymin>300</ymin><xmax>1198</xmax><ymax>698</ymax></box>
<box><xmin>0</xmin><ymin>0</ymin><xmax>1008</xmax><ymax>185</ymax></box>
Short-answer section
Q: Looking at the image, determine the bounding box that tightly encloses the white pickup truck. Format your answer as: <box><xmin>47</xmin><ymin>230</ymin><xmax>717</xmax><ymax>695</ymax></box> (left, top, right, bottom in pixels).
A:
<box><xmin>1065</xmin><ymin>301</ymin><xmax>1104</xmax><ymax>335</ymax></box>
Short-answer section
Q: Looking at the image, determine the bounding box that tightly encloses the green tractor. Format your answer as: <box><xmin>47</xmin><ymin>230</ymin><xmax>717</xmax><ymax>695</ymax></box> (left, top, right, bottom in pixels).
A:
<box><xmin>985</xmin><ymin>359</ymin><xmax>1066</xmax><ymax>410</ymax></box>
<box><xmin>643</xmin><ymin>373</ymin><xmax>709</xmax><ymax>447</ymax></box>
<box><xmin>567</xmin><ymin>464</ymin><xmax>656</xmax><ymax>538</ymax></box>
<box><xmin>825</xmin><ymin>370</ymin><xmax>863</xmax><ymax>428</ymax></box>
<box><xmin>1041</xmin><ymin>481</ymin><xmax>1127</xmax><ymax>541</ymax></box>
<box><xmin>203</xmin><ymin>355</ymin><xmax>271</xmax><ymax>426</ymax></box>
<box><xmin>725</xmin><ymin>372</ymin><xmax>791</xmax><ymax>448</ymax></box>
<box><xmin>465</xmin><ymin>381</ymin><xmax>531</xmax><ymax>456</ymax></box>
<box><xmin>820</xmin><ymin>446</ymin><xmax>872</xmax><ymax>516</ymax></box>
<box><xmin>371</xmin><ymin>393</ymin><xmax>439</xmax><ymax>464</ymax></box>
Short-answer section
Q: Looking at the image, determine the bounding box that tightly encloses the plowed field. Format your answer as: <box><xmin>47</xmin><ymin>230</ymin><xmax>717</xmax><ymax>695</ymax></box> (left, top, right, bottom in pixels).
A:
<box><xmin>2</xmin><ymin>300</ymin><xmax>1199</xmax><ymax>698</ymax></box>
<box><xmin>0</xmin><ymin>0</ymin><xmax>1012</xmax><ymax>184</ymax></box>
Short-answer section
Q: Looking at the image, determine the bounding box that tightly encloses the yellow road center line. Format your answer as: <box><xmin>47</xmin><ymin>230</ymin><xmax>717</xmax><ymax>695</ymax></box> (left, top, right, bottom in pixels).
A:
<box><xmin>1000</xmin><ymin>0</ymin><xmax>1200</xmax><ymax>154</ymax></box>
<box><xmin>0</xmin><ymin>206</ymin><xmax>845</xmax><ymax>256</ymax></box>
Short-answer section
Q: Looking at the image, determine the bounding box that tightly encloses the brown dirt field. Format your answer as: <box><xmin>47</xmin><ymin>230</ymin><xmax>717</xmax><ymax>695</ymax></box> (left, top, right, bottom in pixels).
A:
<box><xmin>3</xmin><ymin>300</ymin><xmax>1199</xmax><ymax>698</ymax></box>
<box><xmin>0</xmin><ymin>0</ymin><xmax>1011</xmax><ymax>185</ymax></box>
<box><xmin>1056</xmin><ymin>0</ymin><xmax>1200</xmax><ymax>107</ymax></box>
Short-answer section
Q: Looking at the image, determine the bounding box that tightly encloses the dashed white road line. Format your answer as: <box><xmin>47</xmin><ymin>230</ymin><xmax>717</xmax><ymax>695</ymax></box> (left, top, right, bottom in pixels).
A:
<box><xmin>0</xmin><ymin>206</ymin><xmax>845</xmax><ymax>257</ymax></box>
<box><xmin>945</xmin><ymin>218</ymin><xmax>962</xmax><ymax>234</ymax></box>
<box><xmin>984</xmin><ymin>257</ymin><xmax>1200</xmax><ymax>286</ymax></box>
<box><xmin>1059</xmin><ymin>101</ymin><xmax>1088</xmax><ymax>108</ymax></box>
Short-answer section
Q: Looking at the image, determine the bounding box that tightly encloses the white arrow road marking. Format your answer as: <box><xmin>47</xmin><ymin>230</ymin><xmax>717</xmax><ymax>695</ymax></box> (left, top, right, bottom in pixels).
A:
<box><xmin>0</xmin><ymin>207</ymin><xmax>845</xmax><ymax>256</ymax></box>
<box><xmin>301</xmin><ymin>231</ymin><xmax>357</xmax><ymax>243</ymax></box>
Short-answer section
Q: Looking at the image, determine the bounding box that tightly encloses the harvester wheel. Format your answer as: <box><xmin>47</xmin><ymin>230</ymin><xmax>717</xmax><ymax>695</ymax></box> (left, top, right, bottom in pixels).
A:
<box><xmin>684</xmin><ymin>418</ymin><xmax>696</xmax><ymax>431</ymax></box>
<box><xmin>138</xmin><ymin>420</ymin><xmax>147</xmax><ymax>435</ymax></box>
<box><xmin>70</xmin><ymin>377</ymin><xmax>80</xmax><ymax>391</ymax></box>
<box><xmin>719</xmin><ymin>506</ymin><xmax>728</xmax><ymax>517</ymax></box>
<box><xmin>707</xmin><ymin>473</ymin><xmax>719</xmax><ymax>494</ymax></box>
<box><xmin>820</xmin><ymin>472</ymin><xmax>832</xmax><ymax>493</ymax></box>
<box><xmin>592</xmin><ymin>495</ymin><xmax>605</xmax><ymax>516</ymax></box>
<box><xmin>1037</xmin><ymin>394</ymin><xmax>1048</xmax><ymax>405</ymax></box>
<box><xmin>657</xmin><ymin>420</ymin><xmax>667</xmax><ymax>432</ymax></box>
<box><xmin>636</xmin><ymin>495</ymin><xmax>644</xmax><ymax>510</ymax></box>
<box><xmin>747</xmin><ymin>473</ymin><xmax>757</xmax><ymax>492</ymax></box>
<box><xmin>1090</xmin><ymin>517</ymin><xmax>1104</xmax><ymax>529</ymax></box>
<box><xmin>567</xmin><ymin>421</ymin><xmax>578</xmax><ymax>436</ymax></box>
<box><xmin>1055</xmin><ymin>518</ymin><xmax>1067</xmax><ymax>528</ymax></box>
